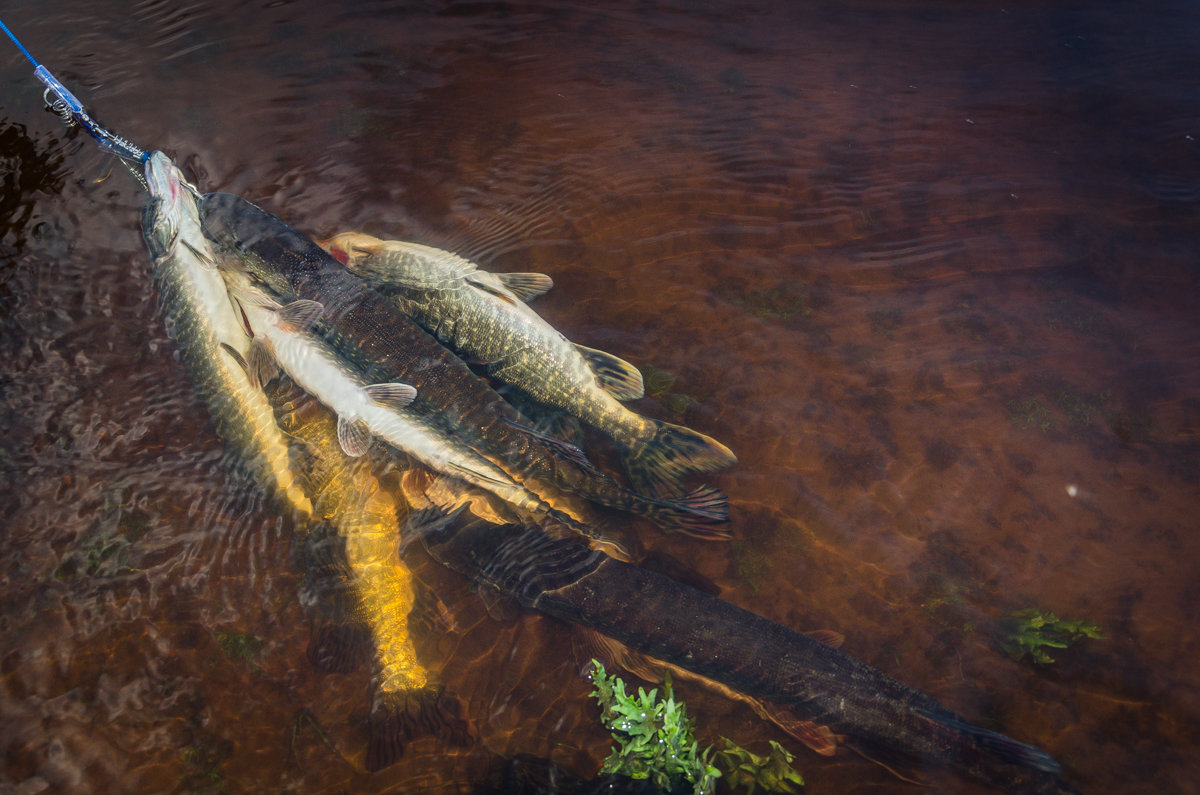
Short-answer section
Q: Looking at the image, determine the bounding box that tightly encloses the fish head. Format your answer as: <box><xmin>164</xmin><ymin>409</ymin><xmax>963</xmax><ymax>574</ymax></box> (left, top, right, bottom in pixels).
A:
<box><xmin>141</xmin><ymin>151</ymin><xmax>189</xmax><ymax>261</ymax></box>
<box><xmin>322</xmin><ymin>232</ymin><xmax>382</xmax><ymax>267</ymax></box>
<box><xmin>197</xmin><ymin>193</ymin><xmax>299</xmax><ymax>300</ymax></box>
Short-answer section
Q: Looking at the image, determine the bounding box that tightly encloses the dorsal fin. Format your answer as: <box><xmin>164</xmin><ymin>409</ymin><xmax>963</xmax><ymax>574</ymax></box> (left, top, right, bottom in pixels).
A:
<box><xmin>575</xmin><ymin>344</ymin><xmax>645</xmax><ymax>400</ymax></box>
<box><xmin>277</xmin><ymin>299</ymin><xmax>324</xmax><ymax>332</ymax></box>
<box><xmin>336</xmin><ymin>416</ymin><xmax>372</xmax><ymax>457</ymax></box>
<box><xmin>805</xmin><ymin>630</ymin><xmax>845</xmax><ymax>648</ymax></box>
<box><xmin>363</xmin><ymin>382</ymin><xmax>417</xmax><ymax>409</ymax></box>
<box><xmin>759</xmin><ymin>703</ymin><xmax>839</xmax><ymax>756</ymax></box>
<box><xmin>465</xmin><ymin>272</ymin><xmax>518</xmax><ymax>305</ymax></box>
<box><xmin>497</xmin><ymin>272</ymin><xmax>553</xmax><ymax>302</ymax></box>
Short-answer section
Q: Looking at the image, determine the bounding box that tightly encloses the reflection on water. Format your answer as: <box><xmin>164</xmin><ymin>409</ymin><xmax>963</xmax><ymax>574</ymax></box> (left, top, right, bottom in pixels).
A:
<box><xmin>2</xmin><ymin>0</ymin><xmax>1199</xmax><ymax>792</ymax></box>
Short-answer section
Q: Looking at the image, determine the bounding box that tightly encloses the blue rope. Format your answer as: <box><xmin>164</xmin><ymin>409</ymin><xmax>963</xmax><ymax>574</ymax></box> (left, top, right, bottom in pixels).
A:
<box><xmin>0</xmin><ymin>15</ymin><xmax>148</xmax><ymax>163</ymax></box>
<box><xmin>1</xmin><ymin>18</ymin><xmax>40</xmax><ymax>66</ymax></box>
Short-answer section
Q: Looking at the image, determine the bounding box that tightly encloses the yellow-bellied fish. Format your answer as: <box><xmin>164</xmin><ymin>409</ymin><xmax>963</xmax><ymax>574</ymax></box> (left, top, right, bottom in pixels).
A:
<box><xmin>263</xmin><ymin>373</ymin><xmax>471</xmax><ymax>771</ymax></box>
<box><xmin>324</xmin><ymin>233</ymin><xmax>737</xmax><ymax>499</ymax></box>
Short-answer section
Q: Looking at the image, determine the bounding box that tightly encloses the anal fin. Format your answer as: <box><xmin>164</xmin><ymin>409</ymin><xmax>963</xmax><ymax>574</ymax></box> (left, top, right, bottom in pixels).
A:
<box><xmin>575</xmin><ymin>343</ymin><xmax>645</xmax><ymax>400</ymax></box>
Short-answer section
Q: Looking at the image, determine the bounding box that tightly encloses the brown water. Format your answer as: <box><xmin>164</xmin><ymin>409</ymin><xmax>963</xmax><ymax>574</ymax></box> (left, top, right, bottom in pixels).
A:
<box><xmin>2</xmin><ymin>1</ymin><xmax>1199</xmax><ymax>792</ymax></box>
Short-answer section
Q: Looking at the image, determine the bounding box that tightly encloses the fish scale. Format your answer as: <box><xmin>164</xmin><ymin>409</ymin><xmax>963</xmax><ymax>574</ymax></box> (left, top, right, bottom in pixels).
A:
<box><xmin>198</xmin><ymin>193</ymin><xmax>732</xmax><ymax>539</ymax></box>
<box><xmin>325</xmin><ymin>233</ymin><xmax>738</xmax><ymax>499</ymax></box>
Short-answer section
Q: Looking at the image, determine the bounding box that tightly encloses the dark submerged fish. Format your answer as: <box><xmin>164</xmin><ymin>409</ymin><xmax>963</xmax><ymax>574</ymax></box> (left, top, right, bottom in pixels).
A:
<box><xmin>422</xmin><ymin>519</ymin><xmax>1079</xmax><ymax>794</ymax></box>
<box><xmin>197</xmin><ymin>192</ymin><xmax>730</xmax><ymax>539</ymax></box>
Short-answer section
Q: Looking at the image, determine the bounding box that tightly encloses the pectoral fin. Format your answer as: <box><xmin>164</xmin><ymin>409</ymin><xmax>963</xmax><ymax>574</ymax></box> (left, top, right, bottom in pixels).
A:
<box><xmin>337</xmin><ymin>416</ymin><xmax>372</xmax><ymax>457</ymax></box>
<box><xmin>246</xmin><ymin>343</ymin><xmax>279</xmax><ymax>389</ymax></box>
<box><xmin>363</xmin><ymin>382</ymin><xmax>418</xmax><ymax>409</ymax></box>
<box><xmin>500</xmin><ymin>417</ymin><xmax>599</xmax><ymax>472</ymax></box>
<box><xmin>575</xmin><ymin>344</ymin><xmax>645</xmax><ymax>400</ymax></box>
<box><xmin>759</xmin><ymin>703</ymin><xmax>839</xmax><ymax>756</ymax></box>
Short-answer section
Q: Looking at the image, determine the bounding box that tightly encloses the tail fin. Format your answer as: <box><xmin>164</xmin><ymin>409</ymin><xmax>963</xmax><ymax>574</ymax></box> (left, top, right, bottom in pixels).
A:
<box><xmin>918</xmin><ymin>709</ymin><xmax>1064</xmax><ymax>775</ymax></box>
<box><xmin>623</xmin><ymin>419</ymin><xmax>737</xmax><ymax>498</ymax></box>
<box><xmin>366</xmin><ymin>686</ymin><xmax>474</xmax><ymax>772</ymax></box>
<box><xmin>643</xmin><ymin>484</ymin><xmax>732</xmax><ymax>540</ymax></box>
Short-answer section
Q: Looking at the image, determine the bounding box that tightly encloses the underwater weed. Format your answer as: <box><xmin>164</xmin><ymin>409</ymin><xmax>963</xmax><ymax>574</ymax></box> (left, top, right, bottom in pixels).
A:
<box><xmin>589</xmin><ymin>660</ymin><xmax>805</xmax><ymax>793</ymax></box>
<box><xmin>589</xmin><ymin>659</ymin><xmax>720</xmax><ymax>794</ymax></box>
<box><xmin>999</xmin><ymin>608</ymin><xmax>1104</xmax><ymax>665</ymax></box>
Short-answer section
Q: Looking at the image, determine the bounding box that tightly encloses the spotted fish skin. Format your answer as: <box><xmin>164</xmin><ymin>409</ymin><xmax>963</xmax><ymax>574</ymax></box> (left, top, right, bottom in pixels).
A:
<box><xmin>226</xmin><ymin>275</ymin><xmax>584</xmax><ymax>532</ymax></box>
<box><xmin>324</xmin><ymin>233</ymin><xmax>738</xmax><ymax>500</ymax></box>
<box><xmin>197</xmin><ymin>194</ymin><xmax>730</xmax><ymax>538</ymax></box>
<box><xmin>140</xmin><ymin>152</ymin><xmax>311</xmax><ymax>519</ymax></box>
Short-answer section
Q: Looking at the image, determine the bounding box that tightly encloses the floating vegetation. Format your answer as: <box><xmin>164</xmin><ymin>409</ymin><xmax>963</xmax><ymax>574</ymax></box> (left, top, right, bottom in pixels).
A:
<box><xmin>731</xmin><ymin>539</ymin><xmax>773</xmax><ymax>595</ymax></box>
<box><xmin>640</xmin><ymin>364</ymin><xmax>698</xmax><ymax>418</ymax></box>
<box><xmin>715</xmin><ymin>738</ymin><xmax>805</xmax><ymax>794</ymax></box>
<box><xmin>1008</xmin><ymin>396</ymin><xmax>1054</xmax><ymax>432</ymax></box>
<box><xmin>1053</xmin><ymin>386</ymin><xmax>1112</xmax><ymax>429</ymax></box>
<box><xmin>589</xmin><ymin>661</ymin><xmax>805</xmax><ymax>794</ymax></box>
<box><xmin>589</xmin><ymin>659</ymin><xmax>720</xmax><ymax>794</ymax></box>
<box><xmin>999</xmin><ymin>608</ymin><xmax>1104</xmax><ymax>665</ymax></box>
<box><xmin>1008</xmin><ymin>384</ymin><xmax>1117</xmax><ymax>437</ymax></box>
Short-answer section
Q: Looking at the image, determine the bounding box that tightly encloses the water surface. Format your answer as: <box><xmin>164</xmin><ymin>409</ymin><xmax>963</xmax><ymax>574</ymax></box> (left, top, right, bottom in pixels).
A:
<box><xmin>2</xmin><ymin>1</ymin><xmax>1199</xmax><ymax>792</ymax></box>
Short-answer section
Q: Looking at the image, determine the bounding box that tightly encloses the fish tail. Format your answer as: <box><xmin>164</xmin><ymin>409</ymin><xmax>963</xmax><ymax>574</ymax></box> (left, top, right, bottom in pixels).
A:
<box><xmin>917</xmin><ymin>709</ymin><xmax>1064</xmax><ymax>775</ymax></box>
<box><xmin>641</xmin><ymin>484</ymin><xmax>733</xmax><ymax>540</ymax></box>
<box><xmin>623</xmin><ymin>419</ymin><xmax>737</xmax><ymax>498</ymax></box>
<box><xmin>366</xmin><ymin>686</ymin><xmax>474</xmax><ymax>772</ymax></box>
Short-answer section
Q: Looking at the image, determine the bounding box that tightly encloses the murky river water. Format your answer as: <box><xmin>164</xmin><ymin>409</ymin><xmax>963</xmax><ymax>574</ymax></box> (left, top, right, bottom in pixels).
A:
<box><xmin>2</xmin><ymin>1</ymin><xmax>1199</xmax><ymax>793</ymax></box>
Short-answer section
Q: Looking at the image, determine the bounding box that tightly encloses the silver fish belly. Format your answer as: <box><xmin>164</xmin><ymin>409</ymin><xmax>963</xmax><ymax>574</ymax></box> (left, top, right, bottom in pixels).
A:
<box><xmin>140</xmin><ymin>151</ymin><xmax>311</xmax><ymax>518</ymax></box>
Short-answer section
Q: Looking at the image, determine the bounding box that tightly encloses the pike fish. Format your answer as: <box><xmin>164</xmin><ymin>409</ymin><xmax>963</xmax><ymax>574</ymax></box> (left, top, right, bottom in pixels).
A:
<box><xmin>324</xmin><ymin>232</ymin><xmax>738</xmax><ymax>499</ymax></box>
<box><xmin>422</xmin><ymin>518</ymin><xmax>1078</xmax><ymax>795</ymax></box>
<box><xmin>223</xmin><ymin>273</ymin><xmax>591</xmax><ymax>536</ymax></box>
<box><xmin>140</xmin><ymin>150</ymin><xmax>312</xmax><ymax>519</ymax></box>
<box><xmin>197</xmin><ymin>192</ymin><xmax>730</xmax><ymax>539</ymax></box>
<box><xmin>263</xmin><ymin>373</ymin><xmax>470</xmax><ymax>770</ymax></box>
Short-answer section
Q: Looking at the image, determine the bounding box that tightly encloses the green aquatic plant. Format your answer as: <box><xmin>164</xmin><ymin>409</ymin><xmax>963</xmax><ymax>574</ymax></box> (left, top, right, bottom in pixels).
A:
<box><xmin>731</xmin><ymin>540</ymin><xmax>773</xmax><ymax>595</ymax></box>
<box><xmin>589</xmin><ymin>661</ymin><xmax>806</xmax><ymax>793</ymax></box>
<box><xmin>640</xmin><ymin>364</ymin><xmax>698</xmax><ymax>418</ymax></box>
<box><xmin>215</xmin><ymin>630</ymin><xmax>262</xmax><ymax>665</ymax></box>
<box><xmin>1008</xmin><ymin>396</ymin><xmax>1054</xmax><ymax>432</ymax></box>
<box><xmin>715</xmin><ymin>738</ymin><xmax>805</xmax><ymax>794</ymax></box>
<box><xmin>589</xmin><ymin>659</ymin><xmax>720</xmax><ymax>794</ymax></box>
<box><xmin>1000</xmin><ymin>608</ymin><xmax>1104</xmax><ymax>665</ymax></box>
